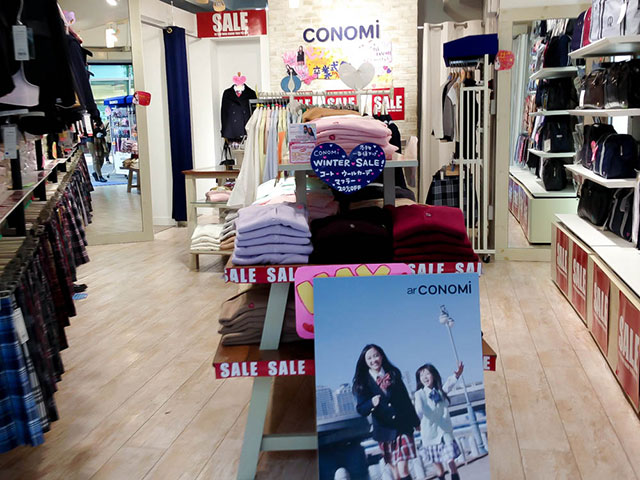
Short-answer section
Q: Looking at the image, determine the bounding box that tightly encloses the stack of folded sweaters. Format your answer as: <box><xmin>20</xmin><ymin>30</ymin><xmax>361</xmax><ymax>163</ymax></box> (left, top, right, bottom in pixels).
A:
<box><xmin>205</xmin><ymin>187</ymin><xmax>232</xmax><ymax>203</ymax></box>
<box><xmin>313</xmin><ymin>116</ymin><xmax>399</xmax><ymax>159</ymax></box>
<box><xmin>232</xmin><ymin>203</ymin><xmax>313</xmax><ymax>265</ymax></box>
<box><xmin>219</xmin><ymin>286</ymin><xmax>298</xmax><ymax>345</ymax></box>
<box><xmin>388</xmin><ymin>204</ymin><xmax>479</xmax><ymax>262</ymax></box>
<box><xmin>191</xmin><ymin>224</ymin><xmax>224</xmax><ymax>251</ymax></box>
<box><xmin>220</xmin><ymin>210</ymin><xmax>238</xmax><ymax>251</ymax></box>
<box><xmin>310</xmin><ymin>207</ymin><xmax>393</xmax><ymax>264</ymax></box>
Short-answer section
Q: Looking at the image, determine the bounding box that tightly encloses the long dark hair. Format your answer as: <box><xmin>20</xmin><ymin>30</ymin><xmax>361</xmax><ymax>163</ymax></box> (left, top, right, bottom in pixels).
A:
<box><xmin>352</xmin><ymin>344</ymin><xmax>400</xmax><ymax>395</ymax></box>
<box><xmin>415</xmin><ymin>363</ymin><xmax>450</xmax><ymax>404</ymax></box>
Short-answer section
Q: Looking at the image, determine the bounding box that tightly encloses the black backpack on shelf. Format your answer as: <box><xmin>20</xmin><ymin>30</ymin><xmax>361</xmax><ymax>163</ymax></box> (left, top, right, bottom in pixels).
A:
<box><xmin>604</xmin><ymin>63</ymin><xmax>629</xmax><ymax>109</ymax></box>
<box><xmin>593</xmin><ymin>134</ymin><xmax>638</xmax><ymax>179</ymax></box>
<box><xmin>606</xmin><ymin>188</ymin><xmax>635</xmax><ymax>242</ymax></box>
<box><xmin>545</xmin><ymin>78</ymin><xmax>579</xmax><ymax>110</ymax></box>
<box><xmin>583</xmin><ymin>69</ymin><xmax>607</xmax><ymax>109</ymax></box>
<box><xmin>543</xmin><ymin>35</ymin><xmax>571</xmax><ymax>68</ymax></box>
<box><xmin>581</xmin><ymin>123</ymin><xmax>617</xmax><ymax>169</ymax></box>
<box><xmin>577</xmin><ymin>179</ymin><xmax>615</xmax><ymax>226</ymax></box>
<box><xmin>541</xmin><ymin>118</ymin><xmax>574</xmax><ymax>153</ymax></box>
<box><xmin>541</xmin><ymin>158</ymin><xmax>568</xmax><ymax>191</ymax></box>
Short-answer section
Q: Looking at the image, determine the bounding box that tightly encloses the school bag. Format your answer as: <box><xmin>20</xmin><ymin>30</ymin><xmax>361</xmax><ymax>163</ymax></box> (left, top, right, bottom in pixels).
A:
<box><xmin>583</xmin><ymin>7</ymin><xmax>593</xmax><ymax>47</ymax></box>
<box><xmin>545</xmin><ymin>78</ymin><xmax>579</xmax><ymax>110</ymax></box>
<box><xmin>578</xmin><ymin>179</ymin><xmax>614</xmax><ymax>226</ymax></box>
<box><xmin>572</xmin><ymin>11</ymin><xmax>587</xmax><ymax>51</ymax></box>
<box><xmin>583</xmin><ymin>68</ymin><xmax>607</xmax><ymax>108</ymax></box>
<box><xmin>606</xmin><ymin>188</ymin><xmax>635</xmax><ymax>241</ymax></box>
<box><xmin>541</xmin><ymin>118</ymin><xmax>574</xmax><ymax>153</ymax></box>
<box><xmin>543</xmin><ymin>35</ymin><xmax>572</xmax><ymax>67</ymax></box>
<box><xmin>627</xmin><ymin>0</ymin><xmax>640</xmax><ymax>34</ymax></box>
<box><xmin>591</xmin><ymin>0</ymin><xmax>626</xmax><ymax>40</ymax></box>
<box><xmin>593</xmin><ymin>133</ymin><xmax>638</xmax><ymax>178</ymax></box>
<box><xmin>581</xmin><ymin>123</ymin><xmax>617</xmax><ymax>169</ymax></box>
<box><xmin>541</xmin><ymin>158</ymin><xmax>568</xmax><ymax>191</ymax></box>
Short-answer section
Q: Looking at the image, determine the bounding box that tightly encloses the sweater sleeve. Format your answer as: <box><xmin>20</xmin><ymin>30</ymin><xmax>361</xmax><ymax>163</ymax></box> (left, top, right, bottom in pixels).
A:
<box><xmin>442</xmin><ymin>374</ymin><xmax>459</xmax><ymax>395</ymax></box>
<box><xmin>355</xmin><ymin>386</ymin><xmax>376</xmax><ymax>417</ymax></box>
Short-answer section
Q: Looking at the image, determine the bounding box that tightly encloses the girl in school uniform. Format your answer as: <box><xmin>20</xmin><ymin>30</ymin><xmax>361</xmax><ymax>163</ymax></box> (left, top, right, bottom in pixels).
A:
<box><xmin>414</xmin><ymin>363</ymin><xmax>464</xmax><ymax>480</ymax></box>
<box><xmin>352</xmin><ymin>344</ymin><xmax>420</xmax><ymax>480</ymax></box>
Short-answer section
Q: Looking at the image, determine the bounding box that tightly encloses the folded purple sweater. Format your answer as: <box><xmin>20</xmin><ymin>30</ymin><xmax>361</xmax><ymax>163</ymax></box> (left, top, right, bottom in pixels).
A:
<box><xmin>237</xmin><ymin>203</ymin><xmax>310</xmax><ymax>235</ymax></box>
<box><xmin>238</xmin><ymin>224</ymin><xmax>311</xmax><ymax>240</ymax></box>
<box><xmin>234</xmin><ymin>243</ymin><xmax>313</xmax><ymax>256</ymax></box>
<box><xmin>232</xmin><ymin>252</ymin><xmax>309</xmax><ymax>265</ymax></box>
<box><xmin>236</xmin><ymin>234</ymin><xmax>313</xmax><ymax>247</ymax></box>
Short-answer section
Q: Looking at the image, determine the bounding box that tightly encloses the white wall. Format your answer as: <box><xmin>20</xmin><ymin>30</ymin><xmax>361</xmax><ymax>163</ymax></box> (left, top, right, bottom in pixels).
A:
<box><xmin>76</xmin><ymin>20</ymin><xmax>132</xmax><ymax>48</ymax></box>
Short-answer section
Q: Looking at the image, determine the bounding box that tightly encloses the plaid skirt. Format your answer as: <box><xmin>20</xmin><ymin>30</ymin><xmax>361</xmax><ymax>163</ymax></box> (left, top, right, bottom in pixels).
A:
<box><xmin>379</xmin><ymin>433</ymin><xmax>417</xmax><ymax>466</ymax></box>
<box><xmin>422</xmin><ymin>438</ymin><xmax>462</xmax><ymax>464</ymax></box>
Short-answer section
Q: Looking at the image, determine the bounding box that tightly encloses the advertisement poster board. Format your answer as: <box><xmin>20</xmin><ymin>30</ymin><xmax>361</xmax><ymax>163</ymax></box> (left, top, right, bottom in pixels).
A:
<box><xmin>314</xmin><ymin>274</ymin><xmax>489</xmax><ymax>480</ymax></box>
<box><xmin>590</xmin><ymin>262</ymin><xmax>610</xmax><ymax>355</ymax></box>
<box><xmin>555</xmin><ymin>228</ymin><xmax>570</xmax><ymax>296</ymax></box>
<box><xmin>570</xmin><ymin>242</ymin><xmax>588</xmax><ymax>321</ymax></box>
<box><xmin>617</xmin><ymin>292</ymin><xmax>640</xmax><ymax>409</ymax></box>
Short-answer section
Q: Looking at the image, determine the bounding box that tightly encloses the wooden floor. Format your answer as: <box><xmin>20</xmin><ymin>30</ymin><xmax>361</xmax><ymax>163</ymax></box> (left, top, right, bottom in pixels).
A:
<box><xmin>85</xmin><ymin>184</ymin><xmax>143</xmax><ymax>236</ymax></box>
<box><xmin>0</xmin><ymin>227</ymin><xmax>639</xmax><ymax>479</ymax></box>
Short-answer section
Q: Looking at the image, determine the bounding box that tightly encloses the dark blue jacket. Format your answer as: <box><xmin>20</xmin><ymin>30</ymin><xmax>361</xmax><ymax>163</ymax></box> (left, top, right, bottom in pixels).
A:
<box><xmin>355</xmin><ymin>371</ymin><xmax>419</xmax><ymax>443</ymax></box>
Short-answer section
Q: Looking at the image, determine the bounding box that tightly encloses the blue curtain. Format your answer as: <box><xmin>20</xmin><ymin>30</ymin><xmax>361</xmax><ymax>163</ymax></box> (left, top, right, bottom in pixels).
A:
<box><xmin>163</xmin><ymin>26</ymin><xmax>193</xmax><ymax>222</ymax></box>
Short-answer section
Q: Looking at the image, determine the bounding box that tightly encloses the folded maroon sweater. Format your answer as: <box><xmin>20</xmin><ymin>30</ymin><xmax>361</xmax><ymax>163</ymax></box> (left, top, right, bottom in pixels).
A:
<box><xmin>394</xmin><ymin>232</ymin><xmax>472</xmax><ymax>249</ymax></box>
<box><xmin>394</xmin><ymin>252</ymin><xmax>480</xmax><ymax>262</ymax></box>
<box><xmin>387</xmin><ymin>204</ymin><xmax>468</xmax><ymax>240</ymax></box>
<box><xmin>394</xmin><ymin>244</ymin><xmax>476</xmax><ymax>258</ymax></box>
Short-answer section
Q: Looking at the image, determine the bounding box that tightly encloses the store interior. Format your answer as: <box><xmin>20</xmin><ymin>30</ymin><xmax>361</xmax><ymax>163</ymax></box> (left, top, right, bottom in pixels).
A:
<box><xmin>1</xmin><ymin>0</ymin><xmax>640</xmax><ymax>479</ymax></box>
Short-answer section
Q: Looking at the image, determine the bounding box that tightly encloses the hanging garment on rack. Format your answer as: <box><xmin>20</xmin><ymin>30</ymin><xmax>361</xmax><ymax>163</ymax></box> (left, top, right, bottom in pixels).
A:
<box><xmin>220</xmin><ymin>85</ymin><xmax>257</xmax><ymax>141</ymax></box>
<box><xmin>302</xmin><ymin>107</ymin><xmax>359</xmax><ymax>122</ymax></box>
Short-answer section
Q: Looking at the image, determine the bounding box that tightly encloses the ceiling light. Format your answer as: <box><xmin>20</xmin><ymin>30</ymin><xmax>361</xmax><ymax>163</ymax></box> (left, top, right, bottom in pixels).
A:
<box><xmin>106</xmin><ymin>0</ymin><xmax>119</xmax><ymax>6</ymax></box>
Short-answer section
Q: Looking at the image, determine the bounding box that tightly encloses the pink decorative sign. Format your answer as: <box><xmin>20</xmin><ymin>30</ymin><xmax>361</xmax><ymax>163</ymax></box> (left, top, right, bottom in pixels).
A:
<box><xmin>294</xmin><ymin>264</ymin><xmax>414</xmax><ymax>339</ymax></box>
<box><xmin>495</xmin><ymin>50</ymin><xmax>515</xmax><ymax>71</ymax></box>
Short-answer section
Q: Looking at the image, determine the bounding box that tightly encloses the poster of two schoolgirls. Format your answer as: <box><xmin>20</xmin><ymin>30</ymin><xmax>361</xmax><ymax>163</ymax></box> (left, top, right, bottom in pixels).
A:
<box><xmin>314</xmin><ymin>273</ymin><xmax>490</xmax><ymax>480</ymax></box>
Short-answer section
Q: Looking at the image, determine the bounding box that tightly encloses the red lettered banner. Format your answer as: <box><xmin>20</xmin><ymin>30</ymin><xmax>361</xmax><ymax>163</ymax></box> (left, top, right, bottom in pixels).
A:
<box><xmin>508</xmin><ymin>178</ymin><xmax>514</xmax><ymax>215</ymax></box>
<box><xmin>555</xmin><ymin>227</ymin><xmax>569</xmax><ymax>295</ymax></box>
<box><xmin>372</xmin><ymin>87</ymin><xmax>405</xmax><ymax>121</ymax></box>
<box><xmin>197</xmin><ymin>10</ymin><xmax>267</xmax><ymax>38</ymax></box>
<box><xmin>591</xmin><ymin>262</ymin><xmax>610</xmax><ymax>355</ymax></box>
<box><xmin>570</xmin><ymin>242</ymin><xmax>588</xmax><ymax>320</ymax></box>
<box><xmin>214</xmin><ymin>359</ymin><xmax>314</xmax><ymax>378</ymax></box>
<box><xmin>325</xmin><ymin>90</ymin><xmax>358</xmax><ymax>106</ymax></box>
<box><xmin>617</xmin><ymin>292</ymin><xmax>640</xmax><ymax>408</ymax></box>
<box><xmin>225</xmin><ymin>262</ymin><xmax>482</xmax><ymax>284</ymax></box>
<box><xmin>295</xmin><ymin>96</ymin><xmax>314</xmax><ymax>105</ymax></box>
<box><xmin>521</xmin><ymin>193</ymin><xmax>529</xmax><ymax>236</ymax></box>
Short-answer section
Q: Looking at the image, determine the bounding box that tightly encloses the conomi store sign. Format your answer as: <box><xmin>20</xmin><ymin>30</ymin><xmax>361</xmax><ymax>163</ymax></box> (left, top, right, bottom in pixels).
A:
<box><xmin>197</xmin><ymin>10</ymin><xmax>267</xmax><ymax>38</ymax></box>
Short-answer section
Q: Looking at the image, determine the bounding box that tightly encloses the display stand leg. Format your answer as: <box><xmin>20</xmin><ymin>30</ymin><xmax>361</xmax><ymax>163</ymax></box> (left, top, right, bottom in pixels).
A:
<box><xmin>383</xmin><ymin>167</ymin><xmax>395</xmax><ymax>205</ymax></box>
<box><xmin>237</xmin><ymin>376</ymin><xmax>273</xmax><ymax>480</ymax></box>
<box><xmin>190</xmin><ymin>254</ymin><xmax>199</xmax><ymax>271</ymax></box>
<box><xmin>34</xmin><ymin>139</ymin><xmax>47</xmax><ymax>201</ymax></box>
<box><xmin>260</xmin><ymin>282</ymin><xmax>289</xmax><ymax>350</ymax></box>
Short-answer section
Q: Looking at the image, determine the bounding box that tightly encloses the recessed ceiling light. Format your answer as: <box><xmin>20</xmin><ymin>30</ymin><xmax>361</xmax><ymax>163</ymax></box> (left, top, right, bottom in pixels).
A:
<box><xmin>106</xmin><ymin>0</ymin><xmax>119</xmax><ymax>6</ymax></box>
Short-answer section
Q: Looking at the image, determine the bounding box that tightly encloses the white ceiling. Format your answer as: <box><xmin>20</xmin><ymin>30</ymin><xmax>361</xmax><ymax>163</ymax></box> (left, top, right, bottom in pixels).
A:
<box><xmin>59</xmin><ymin>0</ymin><xmax>130</xmax><ymax>32</ymax></box>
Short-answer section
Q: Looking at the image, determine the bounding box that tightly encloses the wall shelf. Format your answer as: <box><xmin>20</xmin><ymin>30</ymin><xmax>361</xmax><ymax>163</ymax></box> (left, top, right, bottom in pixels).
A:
<box><xmin>568</xmin><ymin>108</ymin><xmax>640</xmax><ymax>117</ymax></box>
<box><xmin>528</xmin><ymin>149</ymin><xmax>576</xmax><ymax>159</ymax></box>
<box><xmin>570</xmin><ymin>35</ymin><xmax>640</xmax><ymax>59</ymax></box>
<box><xmin>565</xmin><ymin>164</ymin><xmax>638</xmax><ymax>189</ymax></box>
<box><xmin>529</xmin><ymin>110</ymin><xmax>571</xmax><ymax>117</ymax></box>
<box><xmin>529</xmin><ymin>67</ymin><xmax>578</xmax><ymax>81</ymax></box>
<box><xmin>555</xmin><ymin>213</ymin><xmax>632</xmax><ymax>248</ymax></box>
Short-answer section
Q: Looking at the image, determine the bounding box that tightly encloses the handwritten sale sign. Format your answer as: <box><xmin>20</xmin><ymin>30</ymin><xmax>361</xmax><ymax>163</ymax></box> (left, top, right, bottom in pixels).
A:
<box><xmin>617</xmin><ymin>292</ymin><xmax>640</xmax><ymax>409</ymax></box>
<box><xmin>311</xmin><ymin>142</ymin><xmax>386</xmax><ymax>194</ymax></box>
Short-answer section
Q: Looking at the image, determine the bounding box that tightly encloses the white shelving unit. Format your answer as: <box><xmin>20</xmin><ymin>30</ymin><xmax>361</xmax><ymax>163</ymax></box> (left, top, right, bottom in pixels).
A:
<box><xmin>528</xmin><ymin>148</ymin><xmax>576</xmax><ymax>159</ymax></box>
<box><xmin>529</xmin><ymin>66</ymin><xmax>578</xmax><ymax>81</ymax></box>
<box><xmin>529</xmin><ymin>110</ymin><xmax>571</xmax><ymax>117</ymax></box>
<box><xmin>570</xmin><ymin>35</ymin><xmax>640</xmax><ymax>58</ymax></box>
<box><xmin>593</xmin><ymin>246</ymin><xmax>640</xmax><ymax>298</ymax></box>
<box><xmin>510</xmin><ymin>167</ymin><xmax>576</xmax><ymax>198</ymax></box>
<box><xmin>568</xmin><ymin>108</ymin><xmax>640</xmax><ymax>117</ymax></box>
<box><xmin>564</xmin><ymin>164</ymin><xmax>638</xmax><ymax>189</ymax></box>
<box><xmin>555</xmin><ymin>213</ymin><xmax>632</xmax><ymax>248</ymax></box>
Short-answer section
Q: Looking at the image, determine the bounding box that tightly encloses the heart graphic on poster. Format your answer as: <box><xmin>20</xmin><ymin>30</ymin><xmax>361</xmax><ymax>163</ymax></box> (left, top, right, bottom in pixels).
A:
<box><xmin>311</xmin><ymin>142</ymin><xmax>386</xmax><ymax>194</ymax></box>
<box><xmin>232</xmin><ymin>75</ymin><xmax>247</xmax><ymax>86</ymax></box>
<box><xmin>338</xmin><ymin>62</ymin><xmax>375</xmax><ymax>90</ymax></box>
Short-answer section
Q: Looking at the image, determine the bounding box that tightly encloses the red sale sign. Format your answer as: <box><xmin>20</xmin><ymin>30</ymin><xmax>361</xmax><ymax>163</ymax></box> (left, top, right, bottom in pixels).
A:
<box><xmin>521</xmin><ymin>193</ymin><xmax>529</xmax><ymax>236</ymax></box>
<box><xmin>372</xmin><ymin>87</ymin><xmax>405</xmax><ymax>121</ymax></box>
<box><xmin>617</xmin><ymin>292</ymin><xmax>640</xmax><ymax>408</ymax></box>
<box><xmin>555</xmin><ymin>227</ymin><xmax>569</xmax><ymax>296</ymax></box>
<box><xmin>197</xmin><ymin>10</ymin><xmax>267</xmax><ymax>38</ymax></box>
<box><xmin>591</xmin><ymin>263</ymin><xmax>610</xmax><ymax>355</ymax></box>
<box><xmin>325</xmin><ymin>90</ymin><xmax>358</xmax><ymax>105</ymax></box>
<box><xmin>570</xmin><ymin>242</ymin><xmax>588</xmax><ymax>320</ymax></box>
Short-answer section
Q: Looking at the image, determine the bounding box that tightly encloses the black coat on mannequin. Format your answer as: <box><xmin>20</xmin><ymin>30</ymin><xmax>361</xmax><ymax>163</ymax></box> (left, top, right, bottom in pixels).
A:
<box><xmin>220</xmin><ymin>84</ymin><xmax>257</xmax><ymax>141</ymax></box>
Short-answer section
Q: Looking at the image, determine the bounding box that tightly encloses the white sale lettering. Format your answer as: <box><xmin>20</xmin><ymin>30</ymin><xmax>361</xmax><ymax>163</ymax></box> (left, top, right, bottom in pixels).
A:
<box><xmin>618</xmin><ymin>314</ymin><xmax>640</xmax><ymax>377</ymax></box>
<box><xmin>556</xmin><ymin>243</ymin><xmax>568</xmax><ymax>275</ymax></box>
<box><xmin>593</xmin><ymin>283</ymin><xmax>608</xmax><ymax>327</ymax></box>
<box><xmin>212</xmin><ymin>12</ymin><xmax>249</xmax><ymax>34</ymax></box>
<box><xmin>572</xmin><ymin>258</ymin><xmax>586</xmax><ymax>297</ymax></box>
